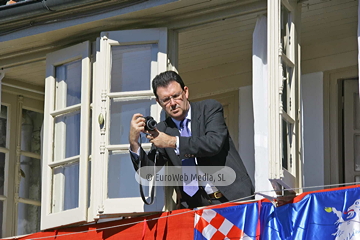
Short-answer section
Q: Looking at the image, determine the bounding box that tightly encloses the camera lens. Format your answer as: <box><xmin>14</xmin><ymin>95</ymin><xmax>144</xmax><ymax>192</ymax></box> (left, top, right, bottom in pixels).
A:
<box><xmin>144</xmin><ymin>116</ymin><xmax>157</xmax><ymax>131</ymax></box>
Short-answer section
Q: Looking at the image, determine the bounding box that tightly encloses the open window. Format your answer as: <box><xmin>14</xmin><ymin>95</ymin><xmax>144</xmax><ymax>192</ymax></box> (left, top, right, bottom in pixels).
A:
<box><xmin>268</xmin><ymin>0</ymin><xmax>302</xmax><ymax>191</ymax></box>
<box><xmin>91</xmin><ymin>28</ymin><xmax>172</xmax><ymax>219</ymax></box>
<box><xmin>42</xmin><ymin>28</ymin><xmax>176</xmax><ymax>228</ymax></box>
<box><xmin>41</xmin><ymin>42</ymin><xmax>91</xmax><ymax>230</ymax></box>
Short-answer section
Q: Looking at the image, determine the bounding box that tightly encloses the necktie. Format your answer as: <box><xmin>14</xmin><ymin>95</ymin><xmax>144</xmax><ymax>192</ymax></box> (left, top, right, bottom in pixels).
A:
<box><xmin>180</xmin><ymin>118</ymin><xmax>199</xmax><ymax>196</ymax></box>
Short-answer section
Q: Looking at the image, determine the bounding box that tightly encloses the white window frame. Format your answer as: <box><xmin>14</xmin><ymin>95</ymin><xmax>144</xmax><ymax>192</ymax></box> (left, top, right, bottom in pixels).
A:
<box><xmin>1</xmin><ymin>90</ymin><xmax>44</xmax><ymax>238</ymax></box>
<box><xmin>91</xmin><ymin>28</ymin><xmax>170</xmax><ymax>220</ymax></box>
<box><xmin>0</xmin><ymin>93</ymin><xmax>14</xmax><ymax>237</ymax></box>
<box><xmin>268</xmin><ymin>0</ymin><xmax>302</xmax><ymax>191</ymax></box>
<box><xmin>41</xmin><ymin>42</ymin><xmax>91</xmax><ymax>230</ymax></box>
<box><xmin>15</xmin><ymin>96</ymin><xmax>43</xmax><ymax>236</ymax></box>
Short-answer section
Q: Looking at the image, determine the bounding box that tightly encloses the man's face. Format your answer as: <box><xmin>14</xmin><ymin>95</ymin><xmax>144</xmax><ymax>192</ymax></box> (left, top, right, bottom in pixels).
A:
<box><xmin>156</xmin><ymin>81</ymin><xmax>189</xmax><ymax>121</ymax></box>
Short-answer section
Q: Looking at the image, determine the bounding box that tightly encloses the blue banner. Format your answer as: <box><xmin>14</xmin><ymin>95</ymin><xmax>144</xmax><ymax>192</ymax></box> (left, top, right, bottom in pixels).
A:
<box><xmin>260</xmin><ymin>186</ymin><xmax>360</xmax><ymax>240</ymax></box>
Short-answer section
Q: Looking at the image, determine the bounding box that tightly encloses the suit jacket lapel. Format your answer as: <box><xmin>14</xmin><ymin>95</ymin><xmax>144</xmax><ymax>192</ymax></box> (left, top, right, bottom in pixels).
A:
<box><xmin>191</xmin><ymin>102</ymin><xmax>201</xmax><ymax>138</ymax></box>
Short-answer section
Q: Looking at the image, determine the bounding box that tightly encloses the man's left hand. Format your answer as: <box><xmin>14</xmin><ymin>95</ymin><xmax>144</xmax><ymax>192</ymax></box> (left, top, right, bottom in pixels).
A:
<box><xmin>146</xmin><ymin>129</ymin><xmax>177</xmax><ymax>149</ymax></box>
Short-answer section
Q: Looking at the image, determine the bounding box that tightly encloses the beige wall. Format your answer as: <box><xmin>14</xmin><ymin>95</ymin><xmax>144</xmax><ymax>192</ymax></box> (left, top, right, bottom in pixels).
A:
<box><xmin>178</xmin><ymin>0</ymin><xmax>358</xmax><ymax>97</ymax></box>
<box><xmin>301</xmin><ymin>0</ymin><xmax>358</xmax><ymax>75</ymax></box>
<box><xmin>178</xmin><ymin>14</ymin><xmax>257</xmax><ymax>99</ymax></box>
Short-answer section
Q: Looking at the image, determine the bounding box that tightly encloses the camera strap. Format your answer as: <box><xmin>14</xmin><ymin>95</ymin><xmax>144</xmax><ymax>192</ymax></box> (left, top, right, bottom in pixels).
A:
<box><xmin>138</xmin><ymin>139</ymin><xmax>157</xmax><ymax>205</ymax></box>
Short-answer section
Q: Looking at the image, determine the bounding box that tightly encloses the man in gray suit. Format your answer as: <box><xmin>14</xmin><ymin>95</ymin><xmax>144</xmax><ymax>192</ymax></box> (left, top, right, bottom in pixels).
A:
<box><xmin>129</xmin><ymin>71</ymin><xmax>253</xmax><ymax>208</ymax></box>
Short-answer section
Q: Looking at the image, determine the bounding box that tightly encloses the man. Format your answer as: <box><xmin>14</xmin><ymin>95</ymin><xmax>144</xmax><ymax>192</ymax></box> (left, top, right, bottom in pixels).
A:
<box><xmin>129</xmin><ymin>71</ymin><xmax>253</xmax><ymax>208</ymax></box>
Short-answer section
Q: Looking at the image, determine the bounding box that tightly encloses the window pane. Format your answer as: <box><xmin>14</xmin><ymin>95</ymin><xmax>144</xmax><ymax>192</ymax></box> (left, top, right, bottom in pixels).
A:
<box><xmin>110</xmin><ymin>44</ymin><xmax>156</xmax><ymax>92</ymax></box>
<box><xmin>17</xmin><ymin>202</ymin><xmax>40</xmax><ymax>236</ymax></box>
<box><xmin>281</xmin><ymin>5</ymin><xmax>291</xmax><ymax>57</ymax></box>
<box><xmin>282</xmin><ymin>119</ymin><xmax>288</xmax><ymax>170</ymax></box>
<box><xmin>108</xmin><ymin>152</ymin><xmax>148</xmax><ymax>198</ymax></box>
<box><xmin>54</xmin><ymin>111</ymin><xmax>81</xmax><ymax>160</ymax></box>
<box><xmin>52</xmin><ymin>162</ymin><xmax>79</xmax><ymax>213</ymax></box>
<box><xmin>0</xmin><ymin>153</ymin><xmax>5</xmax><ymax>196</ymax></box>
<box><xmin>109</xmin><ymin>98</ymin><xmax>156</xmax><ymax>145</ymax></box>
<box><xmin>0</xmin><ymin>106</ymin><xmax>7</xmax><ymax>148</ymax></box>
<box><xmin>19</xmin><ymin>156</ymin><xmax>41</xmax><ymax>201</ymax></box>
<box><xmin>281</xmin><ymin>64</ymin><xmax>294</xmax><ymax>115</ymax></box>
<box><xmin>21</xmin><ymin>109</ymin><xmax>43</xmax><ymax>153</ymax></box>
<box><xmin>64</xmin><ymin>163</ymin><xmax>79</xmax><ymax>210</ymax></box>
<box><xmin>55</xmin><ymin>60</ymin><xmax>82</xmax><ymax>109</ymax></box>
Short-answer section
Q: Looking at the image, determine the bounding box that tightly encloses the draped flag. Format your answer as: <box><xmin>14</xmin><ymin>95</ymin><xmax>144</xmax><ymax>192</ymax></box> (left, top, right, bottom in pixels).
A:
<box><xmin>260</xmin><ymin>185</ymin><xmax>360</xmax><ymax>240</ymax></box>
<box><xmin>8</xmin><ymin>185</ymin><xmax>360</xmax><ymax>240</ymax></box>
<box><xmin>194</xmin><ymin>202</ymin><xmax>259</xmax><ymax>240</ymax></box>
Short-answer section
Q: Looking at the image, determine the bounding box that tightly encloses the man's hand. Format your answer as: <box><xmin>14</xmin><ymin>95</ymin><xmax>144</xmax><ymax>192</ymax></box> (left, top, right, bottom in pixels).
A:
<box><xmin>129</xmin><ymin>113</ymin><xmax>146</xmax><ymax>152</ymax></box>
<box><xmin>146</xmin><ymin>129</ymin><xmax>177</xmax><ymax>149</ymax></box>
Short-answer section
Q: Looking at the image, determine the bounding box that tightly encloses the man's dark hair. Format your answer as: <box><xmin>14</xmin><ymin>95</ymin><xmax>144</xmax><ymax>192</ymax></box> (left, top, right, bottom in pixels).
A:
<box><xmin>152</xmin><ymin>71</ymin><xmax>185</xmax><ymax>98</ymax></box>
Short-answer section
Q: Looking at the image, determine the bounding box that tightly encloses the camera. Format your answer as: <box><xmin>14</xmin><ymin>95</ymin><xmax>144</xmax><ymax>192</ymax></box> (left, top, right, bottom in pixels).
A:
<box><xmin>144</xmin><ymin>116</ymin><xmax>157</xmax><ymax>131</ymax></box>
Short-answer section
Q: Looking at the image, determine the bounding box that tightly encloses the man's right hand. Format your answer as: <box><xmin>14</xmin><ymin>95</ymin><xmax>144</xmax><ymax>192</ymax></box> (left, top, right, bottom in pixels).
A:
<box><xmin>129</xmin><ymin>113</ymin><xmax>146</xmax><ymax>153</ymax></box>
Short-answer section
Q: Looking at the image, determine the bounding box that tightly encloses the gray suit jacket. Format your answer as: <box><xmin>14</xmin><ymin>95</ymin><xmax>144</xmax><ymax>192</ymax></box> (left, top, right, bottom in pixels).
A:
<box><xmin>131</xmin><ymin>99</ymin><xmax>254</xmax><ymax>201</ymax></box>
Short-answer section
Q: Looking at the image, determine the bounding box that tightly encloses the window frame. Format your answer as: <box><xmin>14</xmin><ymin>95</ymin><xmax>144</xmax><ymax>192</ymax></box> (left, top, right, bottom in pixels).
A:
<box><xmin>41</xmin><ymin>41</ymin><xmax>91</xmax><ymax>230</ymax></box>
<box><xmin>0</xmin><ymin>90</ymin><xmax>44</xmax><ymax>237</ymax></box>
<box><xmin>267</xmin><ymin>0</ymin><xmax>302</xmax><ymax>191</ymax></box>
<box><xmin>0</xmin><ymin>93</ymin><xmax>15</xmax><ymax>237</ymax></box>
<box><xmin>90</xmin><ymin>28</ymin><xmax>170</xmax><ymax>220</ymax></box>
<box><xmin>15</xmin><ymin>96</ymin><xmax>43</xmax><ymax>236</ymax></box>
